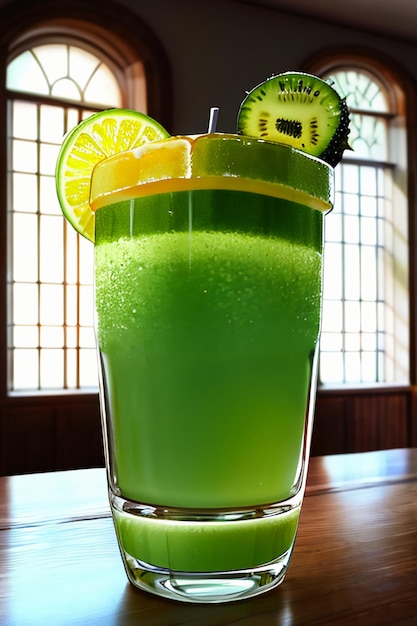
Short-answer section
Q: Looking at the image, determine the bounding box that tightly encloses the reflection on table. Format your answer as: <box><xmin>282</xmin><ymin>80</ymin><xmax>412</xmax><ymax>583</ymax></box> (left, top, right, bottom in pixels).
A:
<box><xmin>1</xmin><ymin>447</ymin><xmax>416</xmax><ymax>625</ymax></box>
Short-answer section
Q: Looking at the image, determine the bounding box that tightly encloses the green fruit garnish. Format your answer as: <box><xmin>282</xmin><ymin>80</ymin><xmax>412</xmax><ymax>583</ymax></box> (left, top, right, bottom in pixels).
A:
<box><xmin>55</xmin><ymin>109</ymin><xmax>170</xmax><ymax>242</ymax></box>
<box><xmin>237</xmin><ymin>71</ymin><xmax>350</xmax><ymax>167</ymax></box>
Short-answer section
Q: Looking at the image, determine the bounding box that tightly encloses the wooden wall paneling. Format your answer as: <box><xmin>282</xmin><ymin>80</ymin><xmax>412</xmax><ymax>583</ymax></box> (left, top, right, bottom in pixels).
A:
<box><xmin>0</xmin><ymin>387</ymin><xmax>412</xmax><ymax>476</ymax></box>
<box><xmin>0</xmin><ymin>407</ymin><xmax>56</xmax><ymax>475</ymax></box>
<box><xmin>349</xmin><ymin>395</ymin><xmax>381</xmax><ymax>453</ymax></box>
<box><xmin>411</xmin><ymin>387</ymin><xmax>417</xmax><ymax>447</ymax></box>
<box><xmin>377</xmin><ymin>393</ymin><xmax>409</xmax><ymax>449</ymax></box>
<box><xmin>315</xmin><ymin>388</ymin><xmax>412</xmax><ymax>456</ymax></box>
<box><xmin>0</xmin><ymin>394</ymin><xmax>102</xmax><ymax>476</ymax></box>
<box><xmin>55</xmin><ymin>398</ymin><xmax>103</xmax><ymax>471</ymax></box>
<box><xmin>311</xmin><ymin>394</ymin><xmax>347</xmax><ymax>456</ymax></box>
<box><xmin>349</xmin><ymin>392</ymin><xmax>409</xmax><ymax>452</ymax></box>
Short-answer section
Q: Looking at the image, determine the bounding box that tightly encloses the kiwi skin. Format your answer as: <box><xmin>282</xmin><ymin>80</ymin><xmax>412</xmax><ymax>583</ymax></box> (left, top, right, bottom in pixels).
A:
<box><xmin>237</xmin><ymin>72</ymin><xmax>351</xmax><ymax>167</ymax></box>
<box><xmin>319</xmin><ymin>97</ymin><xmax>351</xmax><ymax>167</ymax></box>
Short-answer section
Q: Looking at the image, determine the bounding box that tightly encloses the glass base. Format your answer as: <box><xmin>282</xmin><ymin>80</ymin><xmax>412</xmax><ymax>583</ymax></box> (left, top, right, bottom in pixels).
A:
<box><xmin>121</xmin><ymin>550</ymin><xmax>292</xmax><ymax>604</ymax></box>
<box><xmin>110</xmin><ymin>493</ymin><xmax>302</xmax><ymax>603</ymax></box>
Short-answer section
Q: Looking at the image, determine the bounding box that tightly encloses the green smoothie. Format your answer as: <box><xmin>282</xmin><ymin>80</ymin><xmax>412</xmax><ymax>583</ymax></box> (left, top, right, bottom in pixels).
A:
<box><xmin>94</xmin><ymin>180</ymin><xmax>324</xmax><ymax>571</ymax></box>
<box><xmin>95</xmin><ymin>190</ymin><xmax>322</xmax><ymax>511</ymax></box>
<box><xmin>112</xmin><ymin>502</ymin><xmax>300</xmax><ymax>572</ymax></box>
<box><xmin>89</xmin><ymin>128</ymin><xmax>333</xmax><ymax>581</ymax></box>
<box><xmin>55</xmin><ymin>72</ymin><xmax>347</xmax><ymax>599</ymax></box>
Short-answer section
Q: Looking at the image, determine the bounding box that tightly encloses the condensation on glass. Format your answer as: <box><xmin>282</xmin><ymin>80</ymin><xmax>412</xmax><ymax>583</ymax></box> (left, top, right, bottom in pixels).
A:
<box><xmin>320</xmin><ymin>69</ymin><xmax>409</xmax><ymax>385</ymax></box>
<box><xmin>7</xmin><ymin>44</ymin><xmax>122</xmax><ymax>391</ymax></box>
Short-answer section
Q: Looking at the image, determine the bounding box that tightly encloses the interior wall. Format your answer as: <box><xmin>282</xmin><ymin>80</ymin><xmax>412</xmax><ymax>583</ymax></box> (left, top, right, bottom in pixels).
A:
<box><xmin>112</xmin><ymin>0</ymin><xmax>417</xmax><ymax>134</ymax></box>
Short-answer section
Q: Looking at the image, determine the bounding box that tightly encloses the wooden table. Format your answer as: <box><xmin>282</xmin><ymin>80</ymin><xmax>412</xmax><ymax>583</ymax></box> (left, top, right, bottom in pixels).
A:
<box><xmin>1</xmin><ymin>448</ymin><xmax>416</xmax><ymax>625</ymax></box>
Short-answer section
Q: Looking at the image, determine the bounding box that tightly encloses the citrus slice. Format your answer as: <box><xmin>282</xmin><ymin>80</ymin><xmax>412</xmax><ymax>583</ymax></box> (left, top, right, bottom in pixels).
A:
<box><xmin>90</xmin><ymin>134</ymin><xmax>333</xmax><ymax>214</ymax></box>
<box><xmin>55</xmin><ymin>109</ymin><xmax>170</xmax><ymax>242</ymax></box>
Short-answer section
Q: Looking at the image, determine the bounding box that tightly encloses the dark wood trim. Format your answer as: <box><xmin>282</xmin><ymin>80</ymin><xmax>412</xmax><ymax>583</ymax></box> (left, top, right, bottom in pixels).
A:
<box><xmin>0</xmin><ymin>0</ymin><xmax>173</xmax><ymax>129</ymax></box>
<box><xmin>313</xmin><ymin>385</ymin><xmax>413</xmax><ymax>457</ymax></box>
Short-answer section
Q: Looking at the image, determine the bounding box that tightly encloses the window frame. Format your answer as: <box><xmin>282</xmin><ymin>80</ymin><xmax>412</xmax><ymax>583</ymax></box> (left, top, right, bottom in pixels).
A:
<box><xmin>305</xmin><ymin>49</ymin><xmax>417</xmax><ymax>392</ymax></box>
<box><xmin>318</xmin><ymin>69</ymin><xmax>405</xmax><ymax>386</ymax></box>
<box><xmin>0</xmin><ymin>0</ymin><xmax>172</xmax><ymax>407</ymax></box>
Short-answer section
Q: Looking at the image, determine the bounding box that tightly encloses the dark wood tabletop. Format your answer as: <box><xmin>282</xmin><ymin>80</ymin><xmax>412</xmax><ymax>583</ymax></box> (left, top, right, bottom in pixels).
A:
<box><xmin>1</xmin><ymin>448</ymin><xmax>416</xmax><ymax>625</ymax></box>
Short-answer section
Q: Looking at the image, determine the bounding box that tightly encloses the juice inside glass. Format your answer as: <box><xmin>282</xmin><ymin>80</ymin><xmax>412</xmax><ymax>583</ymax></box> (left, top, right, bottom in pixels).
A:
<box><xmin>91</xmin><ymin>132</ymin><xmax>333</xmax><ymax>603</ymax></box>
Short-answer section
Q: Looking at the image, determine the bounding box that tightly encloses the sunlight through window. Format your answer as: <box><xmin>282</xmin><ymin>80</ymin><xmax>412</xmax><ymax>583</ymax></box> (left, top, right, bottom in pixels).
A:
<box><xmin>320</xmin><ymin>69</ymin><xmax>409</xmax><ymax>385</ymax></box>
<box><xmin>7</xmin><ymin>44</ymin><xmax>122</xmax><ymax>391</ymax></box>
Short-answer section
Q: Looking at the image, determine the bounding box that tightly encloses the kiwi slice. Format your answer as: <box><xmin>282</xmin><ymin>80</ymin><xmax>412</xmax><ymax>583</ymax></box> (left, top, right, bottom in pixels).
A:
<box><xmin>237</xmin><ymin>72</ymin><xmax>350</xmax><ymax>167</ymax></box>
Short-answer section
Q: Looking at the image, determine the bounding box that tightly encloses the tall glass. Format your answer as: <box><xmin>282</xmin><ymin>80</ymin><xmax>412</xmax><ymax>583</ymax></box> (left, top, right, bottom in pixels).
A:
<box><xmin>91</xmin><ymin>133</ymin><xmax>333</xmax><ymax>603</ymax></box>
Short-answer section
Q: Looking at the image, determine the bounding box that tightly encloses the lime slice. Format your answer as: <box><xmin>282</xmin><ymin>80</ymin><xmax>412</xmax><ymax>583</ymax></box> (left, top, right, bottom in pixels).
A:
<box><xmin>55</xmin><ymin>109</ymin><xmax>170</xmax><ymax>242</ymax></box>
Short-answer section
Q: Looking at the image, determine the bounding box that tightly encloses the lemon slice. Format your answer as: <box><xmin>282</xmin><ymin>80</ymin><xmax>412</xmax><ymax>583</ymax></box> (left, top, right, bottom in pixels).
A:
<box><xmin>55</xmin><ymin>109</ymin><xmax>170</xmax><ymax>242</ymax></box>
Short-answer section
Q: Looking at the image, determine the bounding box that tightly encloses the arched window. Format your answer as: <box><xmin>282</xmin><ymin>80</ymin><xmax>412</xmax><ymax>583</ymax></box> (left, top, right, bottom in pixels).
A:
<box><xmin>7</xmin><ymin>44</ymin><xmax>124</xmax><ymax>391</ymax></box>
<box><xmin>0</xmin><ymin>0</ymin><xmax>172</xmax><ymax>399</ymax></box>
<box><xmin>308</xmin><ymin>57</ymin><xmax>409</xmax><ymax>386</ymax></box>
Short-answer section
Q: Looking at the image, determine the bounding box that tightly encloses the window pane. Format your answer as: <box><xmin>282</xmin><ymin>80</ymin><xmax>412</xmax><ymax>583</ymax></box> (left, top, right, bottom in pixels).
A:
<box><xmin>320</xmin><ymin>332</ymin><xmax>343</xmax><ymax>352</ymax></box>
<box><xmin>40</xmin><ymin>215</ymin><xmax>63</xmax><ymax>282</ymax></box>
<box><xmin>14</xmin><ymin>326</ymin><xmax>38</xmax><ymax>348</ymax></box>
<box><xmin>13</xmin><ymin>101</ymin><xmax>37</xmax><ymax>139</ymax></box>
<box><xmin>320</xmin><ymin>353</ymin><xmax>344</xmax><ymax>384</ymax></box>
<box><xmin>40</xmin><ymin>105</ymin><xmax>65</xmax><ymax>143</ymax></box>
<box><xmin>342</xmin><ymin>164</ymin><xmax>359</xmax><ymax>194</ymax></box>
<box><xmin>66</xmin><ymin>286</ymin><xmax>78</xmax><ymax>326</ymax></box>
<box><xmin>65</xmin><ymin>228</ymin><xmax>79</xmax><ymax>284</ymax></box>
<box><xmin>69</xmin><ymin>46</ymin><xmax>100</xmax><ymax>91</ymax></box>
<box><xmin>33</xmin><ymin>44</ymin><xmax>68</xmax><ymax>85</ymax></box>
<box><xmin>13</xmin><ymin>350</ymin><xmax>39</xmax><ymax>389</ymax></box>
<box><xmin>84</xmin><ymin>64</ymin><xmax>122</xmax><ymax>106</ymax></box>
<box><xmin>40</xmin><ymin>143</ymin><xmax>60</xmax><ymax>175</ymax></box>
<box><xmin>361</xmin><ymin>247</ymin><xmax>377</xmax><ymax>300</ymax></box>
<box><xmin>40</xmin><ymin>284</ymin><xmax>63</xmax><ymax>325</ymax></box>
<box><xmin>323</xmin><ymin>243</ymin><xmax>342</xmax><ymax>300</ymax></box>
<box><xmin>345</xmin><ymin>333</ymin><xmax>360</xmax><ymax>352</ymax></box>
<box><xmin>322</xmin><ymin>300</ymin><xmax>343</xmax><ymax>332</ymax></box>
<box><xmin>40</xmin><ymin>326</ymin><xmax>64</xmax><ymax>348</ymax></box>
<box><xmin>79</xmin><ymin>286</ymin><xmax>94</xmax><ymax>326</ymax></box>
<box><xmin>345</xmin><ymin>352</ymin><xmax>361</xmax><ymax>383</ymax></box>
<box><xmin>13</xmin><ymin>173</ymin><xmax>38</xmax><ymax>213</ymax></box>
<box><xmin>66</xmin><ymin>349</ymin><xmax>78</xmax><ymax>388</ymax></box>
<box><xmin>328</xmin><ymin>70</ymin><xmax>389</xmax><ymax>112</ymax></box>
<box><xmin>40</xmin><ymin>349</ymin><xmax>64</xmax><ymax>388</ymax></box>
<box><xmin>360</xmin><ymin>217</ymin><xmax>378</xmax><ymax>246</ymax></box>
<box><xmin>13</xmin><ymin>213</ymin><xmax>38</xmax><ymax>282</ymax></box>
<box><xmin>324</xmin><ymin>211</ymin><xmax>342</xmax><ymax>242</ymax></box>
<box><xmin>79</xmin><ymin>237</ymin><xmax>94</xmax><ymax>284</ymax></box>
<box><xmin>79</xmin><ymin>327</ymin><xmax>96</xmax><ymax>348</ymax></box>
<box><xmin>360</xmin><ymin>167</ymin><xmax>377</xmax><ymax>196</ymax></box>
<box><xmin>344</xmin><ymin>245</ymin><xmax>360</xmax><ymax>300</ymax></box>
<box><xmin>51</xmin><ymin>78</ymin><xmax>81</xmax><ymax>101</ymax></box>
<box><xmin>79</xmin><ymin>349</ymin><xmax>99</xmax><ymax>386</ymax></box>
<box><xmin>7</xmin><ymin>51</ymin><xmax>49</xmax><ymax>94</ymax></box>
<box><xmin>344</xmin><ymin>215</ymin><xmax>359</xmax><ymax>243</ymax></box>
<box><xmin>13</xmin><ymin>284</ymin><xmax>38</xmax><ymax>325</ymax></box>
<box><xmin>13</xmin><ymin>139</ymin><xmax>37</xmax><ymax>173</ymax></box>
<box><xmin>345</xmin><ymin>301</ymin><xmax>360</xmax><ymax>333</ymax></box>
<box><xmin>66</xmin><ymin>327</ymin><xmax>77</xmax><ymax>348</ymax></box>
<box><xmin>40</xmin><ymin>176</ymin><xmax>61</xmax><ymax>215</ymax></box>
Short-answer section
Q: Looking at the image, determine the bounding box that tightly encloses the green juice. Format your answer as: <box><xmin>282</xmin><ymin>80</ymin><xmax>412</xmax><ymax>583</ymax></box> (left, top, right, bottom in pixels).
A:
<box><xmin>95</xmin><ymin>188</ymin><xmax>323</xmax><ymax>572</ymax></box>
<box><xmin>55</xmin><ymin>81</ymin><xmax>340</xmax><ymax>598</ymax></box>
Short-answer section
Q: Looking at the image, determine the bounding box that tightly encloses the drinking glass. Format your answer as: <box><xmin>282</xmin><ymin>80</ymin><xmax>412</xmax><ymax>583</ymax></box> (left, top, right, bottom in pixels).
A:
<box><xmin>91</xmin><ymin>133</ymin><xmax>333</xmax><ymax>603</ymax></box>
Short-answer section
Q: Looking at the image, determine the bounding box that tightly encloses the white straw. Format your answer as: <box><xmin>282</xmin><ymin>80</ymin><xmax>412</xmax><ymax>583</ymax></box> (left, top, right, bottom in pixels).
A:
<box><xmin>207</xmin><ymin>107</ymin><xmax>219</xmax><ymax>133</ymax></box>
